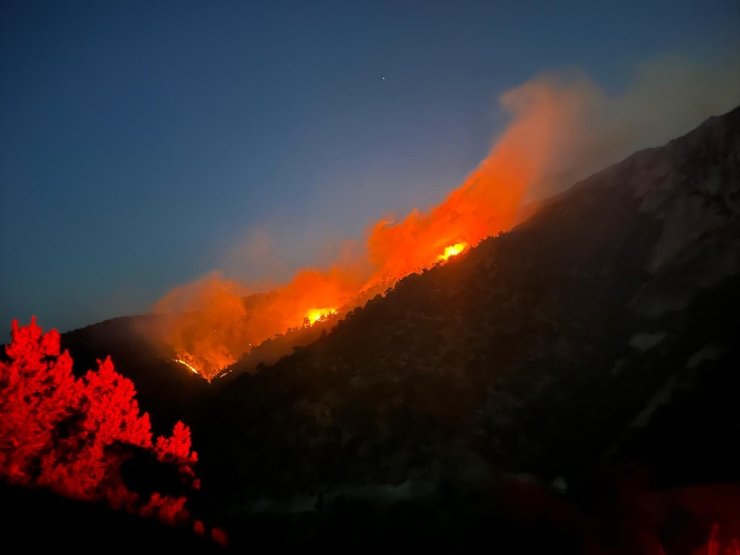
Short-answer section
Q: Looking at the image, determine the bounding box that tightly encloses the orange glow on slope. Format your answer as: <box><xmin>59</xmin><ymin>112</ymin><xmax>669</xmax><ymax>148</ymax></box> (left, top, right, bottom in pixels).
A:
<box><xmin>305</xmin><ymin>307</ymin><xmax>337</xmax><ymax>325</ymax></box>
<box><xmin>152</xmin><ymin>77</ymin><xmax>593</xmax><ymax>380</ymax></box>
<box><xmin>437</xmin><ymin>242</ymin><xmax>467</xmax><ymax>262</ymax></box>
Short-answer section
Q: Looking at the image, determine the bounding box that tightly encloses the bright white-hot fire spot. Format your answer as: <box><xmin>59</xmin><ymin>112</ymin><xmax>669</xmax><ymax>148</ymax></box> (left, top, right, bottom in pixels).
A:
<box><xmin>305</xmin><ymin>307</ymin><xmax>337</xmax><ymax>325</ymax></box>
<box><xmin>437</xmin><ymin>242</ymin><xmax>467</xmax><ymax>261</ymax></box>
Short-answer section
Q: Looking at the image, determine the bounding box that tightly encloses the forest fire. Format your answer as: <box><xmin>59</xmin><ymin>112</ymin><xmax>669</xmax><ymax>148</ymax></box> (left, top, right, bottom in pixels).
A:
<box><xmin>152</xmin><ymin>77</ymin><xmax>597</xmax><ymax>380</ymax></box>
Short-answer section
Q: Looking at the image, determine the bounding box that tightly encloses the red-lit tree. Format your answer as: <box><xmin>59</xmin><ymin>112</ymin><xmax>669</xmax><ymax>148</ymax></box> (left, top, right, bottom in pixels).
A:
<box><xmin>0</xmin><ymin>318</ymin><xmax>198</xmax><ymax>525</ymax></box>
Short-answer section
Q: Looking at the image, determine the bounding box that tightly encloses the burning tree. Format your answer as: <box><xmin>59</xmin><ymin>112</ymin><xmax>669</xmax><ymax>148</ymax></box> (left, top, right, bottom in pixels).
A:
<box><xmin>0</xmin><ymin>318</ymin><xmax>199</xmax><ymax>525</ymax></box>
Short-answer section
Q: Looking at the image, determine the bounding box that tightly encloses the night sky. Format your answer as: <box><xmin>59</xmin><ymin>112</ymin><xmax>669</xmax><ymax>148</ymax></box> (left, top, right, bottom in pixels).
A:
<box><xmin>1</xmin><ymin>0</ymin><xmax>738</xmax><ymax>331</ymax></box>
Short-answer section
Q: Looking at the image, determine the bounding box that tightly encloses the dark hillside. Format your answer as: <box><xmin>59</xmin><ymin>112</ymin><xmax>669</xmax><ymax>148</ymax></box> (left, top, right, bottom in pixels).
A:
<box><xmin>194</xmin><ymin>108</ymin><xmax>740</xmax><ymax>550</ymax></box>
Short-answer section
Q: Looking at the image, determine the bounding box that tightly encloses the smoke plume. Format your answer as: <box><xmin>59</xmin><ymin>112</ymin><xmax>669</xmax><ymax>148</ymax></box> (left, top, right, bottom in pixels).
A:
<box><xmin>152</xmin><ymin>53</ymin><xmax>740</xmax><ymax>379</ymax></box>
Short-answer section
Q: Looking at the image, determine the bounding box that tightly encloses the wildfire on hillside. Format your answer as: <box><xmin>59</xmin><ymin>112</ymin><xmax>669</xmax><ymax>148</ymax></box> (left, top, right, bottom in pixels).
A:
<box><xmin>153</xmin><ymin>78</ymin><xmax>585</xmax><ymax>380</ymax></box>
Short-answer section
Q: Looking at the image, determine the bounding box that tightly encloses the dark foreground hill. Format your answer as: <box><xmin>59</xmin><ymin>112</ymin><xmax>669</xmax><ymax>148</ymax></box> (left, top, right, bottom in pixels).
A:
<box><xmin>0</xmin><ymin>482</ymin><xmax>221</xmax><ymax>554</ymax></box>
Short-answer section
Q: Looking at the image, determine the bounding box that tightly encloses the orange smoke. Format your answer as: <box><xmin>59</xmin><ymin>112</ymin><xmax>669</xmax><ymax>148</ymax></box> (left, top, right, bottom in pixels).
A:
<box><xmin>364</xmin><ymin>76</ymin><xmax>594</xmax><ymax>287</ymax></box>
<box><xmin>152</xmin><ymin>76</ymin><xmax>602</xmax><ymax>380</ymax></box>
<box><xmin>153</xmin><ymin>267</ymin><xmax>363</xmax><ymax>379</ymax></box>
<box><xmin>153</xmin><ymin>275</ymin><xmax>248</xmax><ymax>377</ymax></box>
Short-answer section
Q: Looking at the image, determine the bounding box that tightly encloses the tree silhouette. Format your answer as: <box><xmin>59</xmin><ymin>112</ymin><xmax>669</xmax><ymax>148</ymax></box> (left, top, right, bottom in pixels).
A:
<box><xmin>0</xmin><ymin>318</ymin><xmax>198</xmax><ymax>525</ymax></box>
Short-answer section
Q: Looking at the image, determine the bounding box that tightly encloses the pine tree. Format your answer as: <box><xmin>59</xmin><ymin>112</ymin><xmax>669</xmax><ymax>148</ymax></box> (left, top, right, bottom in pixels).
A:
<box><xmin>0</xmin><ymin>318</ymin><xmax>200</xmax><ymax>525</ymax></box>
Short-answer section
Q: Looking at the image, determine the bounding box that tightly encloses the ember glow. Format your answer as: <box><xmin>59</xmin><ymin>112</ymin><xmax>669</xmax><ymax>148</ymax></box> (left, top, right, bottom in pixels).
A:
<box><xmin>305</xmin><ymin>307</ymin><xmax>337</xmax><ymax>325</ymax></box>
<box><xmin>437</xmin><ymin>242</ymin><xmax>467</xmax><ymax>262</ymax></box>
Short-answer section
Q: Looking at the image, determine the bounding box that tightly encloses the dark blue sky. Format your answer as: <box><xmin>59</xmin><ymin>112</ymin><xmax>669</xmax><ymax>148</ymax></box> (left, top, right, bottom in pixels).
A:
<box><xmin>1</xmin><ymin>0</ymin><xmax>738</xmax><ymax>331</ymax></box>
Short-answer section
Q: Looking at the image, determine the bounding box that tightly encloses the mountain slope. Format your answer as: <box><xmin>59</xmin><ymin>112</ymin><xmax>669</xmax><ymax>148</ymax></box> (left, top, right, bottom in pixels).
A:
<box><xmin>197</xmin><ymin>107</ymin><xmax>740</xmax><ymax>542</ymax></box>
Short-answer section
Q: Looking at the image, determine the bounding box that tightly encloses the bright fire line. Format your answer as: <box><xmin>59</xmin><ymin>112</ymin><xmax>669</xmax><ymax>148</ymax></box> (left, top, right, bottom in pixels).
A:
<box><xmin>174</xmin><ymin>358</ymin><xmax>200</xmax><ymax>375</ymax></box>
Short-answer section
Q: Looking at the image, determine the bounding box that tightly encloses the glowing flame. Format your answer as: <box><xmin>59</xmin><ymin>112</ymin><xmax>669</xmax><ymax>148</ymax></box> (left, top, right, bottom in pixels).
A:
<box><xmin>174</xmin><ymin>356</ymin><xmax>201</xmax><ymax>375</ymax></box>
<box><xmin>305</xmin><ymin>307</ymin><xmax>337</xmax><ymax>325</ymax></box>
<box><xmin>437</xmin><ymin>242</ymin><xmax>468</xmax><ymax>262</ymax></box>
